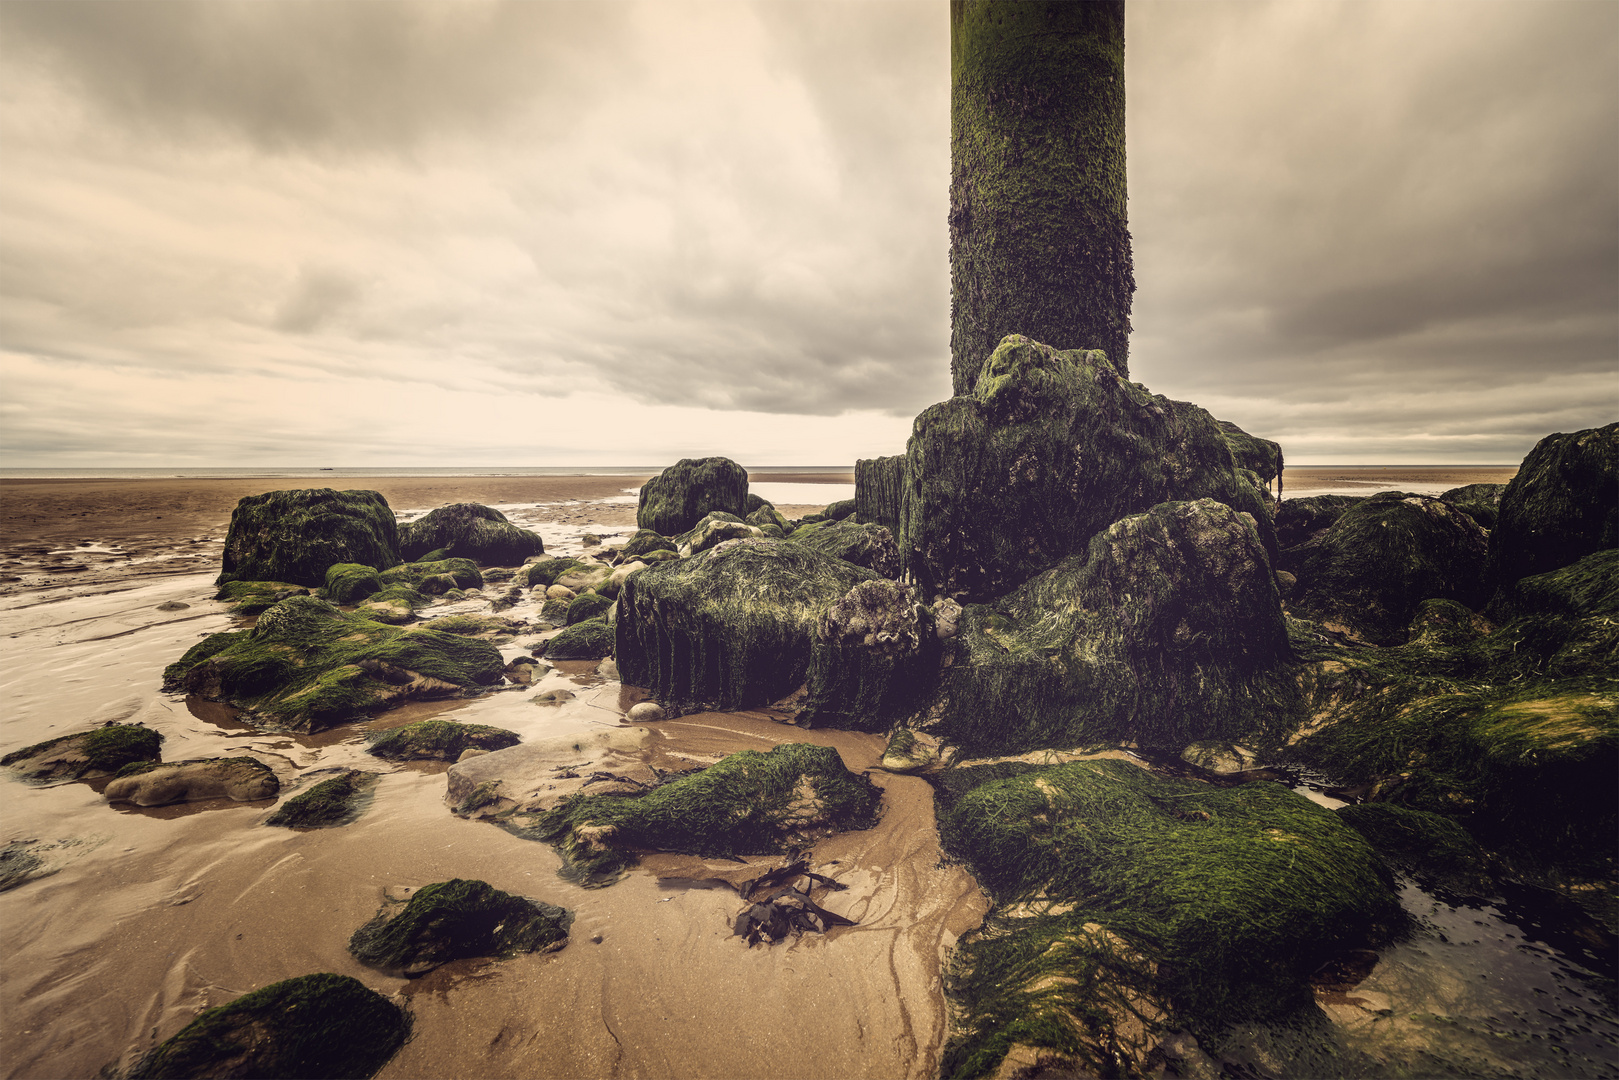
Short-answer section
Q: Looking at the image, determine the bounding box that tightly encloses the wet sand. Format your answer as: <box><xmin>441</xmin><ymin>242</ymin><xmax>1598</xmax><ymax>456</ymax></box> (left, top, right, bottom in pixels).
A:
<box><xmin>0</xmin><ymin>472</ymin><xmax>973</xmax><ymax>1080</ymax></box>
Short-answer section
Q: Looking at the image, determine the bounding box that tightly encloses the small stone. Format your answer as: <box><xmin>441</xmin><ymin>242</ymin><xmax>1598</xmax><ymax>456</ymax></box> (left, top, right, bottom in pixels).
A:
<box><xmin>582</xmin><ymin>534</ymin><xmax>602</xmax><ymax>547</ymax></box>
<box><xmin>156</xmin><ymin>601</ymin><xmax>191</xmax><ymax>612</ymax></box>
<box><xmin>626</xmin><ymin>701</ymin><xmax>665</xmax><ymax>723</ymax></box>
<box><xmin>546</xmin><ymin>585</ymin><xmax>576</xmax><ymax>601</ymax></box>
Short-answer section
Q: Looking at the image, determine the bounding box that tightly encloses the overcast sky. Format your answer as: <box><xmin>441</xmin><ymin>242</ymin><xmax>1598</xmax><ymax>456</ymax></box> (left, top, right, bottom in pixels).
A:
<box><xmin>1</xmin><ymin>0</ymin><xmax>1613</xmax><ymax>468</ymax></box>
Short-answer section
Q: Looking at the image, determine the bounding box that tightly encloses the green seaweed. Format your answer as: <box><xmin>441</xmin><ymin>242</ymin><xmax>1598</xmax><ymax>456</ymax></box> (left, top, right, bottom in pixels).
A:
<box><xmin>565</xmin><ymin>592</ymin><xmax>614</xmax><ymax>625</ymax></box>
<box><xmin>217</xmin><ymin>488</ymin><xmax>400</xmax><ymax>589</ymax></box>
<box><xmin>128</xmin><ymin>973</ymin><xmax>409</xmax><ymax>1080</ymax></box>
<box><xmin>348</xmin><ymin>878</ymin><xmax>572</xmax><ymax>975</ymax></box>
<box><xmin>212</xmin><ymin>580</ymin><xmax>311</xmax><ymax>615</ymax></box>
<box><xmin>1439</xmin><ymin>482</ymin><xmax>1507</xmax><ymax>530</ymax></box>
<box><xmin>523</xmin><ymin>557</ymin><xmax>586</xmax><ymax>588</ymax></box>
<box><xmin>398</xmin><ymin>503</ymin><xmax>545</xmax><ymax>566</ymax></box>
<box><xmin>2</xmin><ymin>723</ymin><xmax>163</xmax><ymax>780</ymax></box>
<box><xmin>521</xmin><ymin>743</ymin><xmax>881</xmax><ymax>886</ymax></box>
<box><xmin>1218</xmin><ymin>419</ymin><xmax>1284</xmax><ymax>491</ymax></box>
<box><xmin>265</xmin><ymin>770</ymin><xmax>378</xmax><ymax>829</ymax></box>
<box><xmin>378</xmin><ymin>557</ymin><xmax>482</xmax><ymax>591</ymax></box>
<box><xmin>1335</xmin><ymin>802</ymin><xmax>1494</xmax><ymax>894</ymax></box>
<box><xmin>322</xmin><ymin>563</ymin><xmax>383</xmax><ymax>605</ymax></box>
<box><xmin>785</xmin><ymin>519</ymin><xmax>900</xmax><ymax>577</ymax></box>
<box><xmin>353</xmin><ymin>585</ymin><xmax>429</xmax><ymax>625</ymax></box>
<box><xmin>544</xmin><ymin>617</ymin><xmax>614</xmax><ymax>660</ymax></box>
<box><xmin>1482</xmin><ymin>422</ymin><xmax>1617</xmax><ymax>595</ymax></box>
<box><xmin>620</xmin><ymin>530</ymin><xmax>676</xmax><ymax>559</ymax></box>
<box><xmin>366</xmin><ymin>720</ymin><xmax>519</xmax><ymax>761</ymax></box>
<box><xmin>637</xmin><ymin>457</ymin><xmax>749</xmax><ymax>536</ymax></box>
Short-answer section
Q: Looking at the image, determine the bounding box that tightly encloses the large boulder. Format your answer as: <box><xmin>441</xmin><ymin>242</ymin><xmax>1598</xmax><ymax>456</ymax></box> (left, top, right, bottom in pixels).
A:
<box><xmin>1483</xmin><ymin>423</ymin><xmax>1618</xmax><ymax>599</ymax></box>
<box><xmin>929</xmin><ymin>499</ymin><xmax>1297</xmax><ymax>756</ymax></box>
<box><xmin>348</xmin><ymin>878</ymin><xmax>572</xmax><ymax>976</ymax></box>
<box><xmin>163</xmin><ymin>595</ymin><xmax>505</xmax><ymax>733</ymax></box>
<box><xmin>2</xmin><ymin>723</ymin><xmax>162</xmax><ymax>782</ymax></box>
<box><xmin>637</xmin><ymin>456</ymin><xmax>749</xmax><ymax>536</ymax></box>
<box><xmin>936</xmin><ymin>758</ymin><xmax>1402</xmax><ymax>1077</ymax></box>
<box><xmin>398</xmin><ymin>503</ymin><xmax>545</xmax><ymax>566</ymax></box>
<box><xmin>128</xmin><ymin>973</ymin><xmax>410</xmax><ymax>1080</ymax></box>
<box><xmin>1439</xmin><ymin>482</ymin><xmax>1508</xmax><ymax>530</ymax></box>
<box><xmin>1285</xmin><ymin>492</ymin><xmax>1490</xmax><ymax>645</ymax></box>
<box><xmin>799</xmin><ymin>579</ymin><xmax>939</xmax><ymax>732</ymax></box>
<box><xmin>218</xmin><ymin>488</ymin><xmax>399</xmax><ymax>588</ymax></box>
<box><xmin>615</xmin><ymin>538</ymin><xmax>879</xmax><ymax>714</ymax></box>
<box><xmin>786</xmin><ymin>519</ymin><xmax>902</xmax><ymax>577</ymax></box>
<box><xmin>1275</xmin><ymin>494</ymin><xmax>1363</xmax><ymax>550</ymax></box>
<box><xmin>901</xmin><ymin>336</ymin><xmax>1255</xmax><ymax>602</ymax></box>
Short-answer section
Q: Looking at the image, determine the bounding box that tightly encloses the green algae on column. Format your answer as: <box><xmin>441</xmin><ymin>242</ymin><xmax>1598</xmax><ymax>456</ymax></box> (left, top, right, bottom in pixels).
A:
<box><xmin>950</xmin><ymin>0</ymin><xmax>1133</xmax><ymax>393</ymax></box>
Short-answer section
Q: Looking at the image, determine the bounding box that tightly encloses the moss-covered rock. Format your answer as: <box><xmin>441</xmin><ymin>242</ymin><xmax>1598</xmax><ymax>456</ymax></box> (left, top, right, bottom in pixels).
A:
<box><xmin>678</xmin><ymin>513</ymin><xmax>762</xmax><ymax>556</ymax></box>
<box><xmin>525</xmin><ymin>743</ymin><xmax>880</xmax><ymax>886</ymax></box>
<box><xmin>620</xmin><ymin>530</ymin><xmax>676</xmax><ymax>559</ymax></box>
<box><xmin>538</xmin><ymin>597</ymin><xmax>572</xmax><ymax>626</ymax></box>
<box><xmin>420</xmin><ymin>613</ymin><xmax>517</xmax><ymax>638</ymax></box>
<box><xmin>348</xmin><ymin>878</ymin><xmax>572</xmax><ymax>976</ymax></box>
<box><xmin>544</xmin><ymin>617</ymin><xmax>614</xmax><ymax>660</ymax></box>
<box><xmin>128</xmin><ymin>973</ymin><xmax>409</xmax><ymax>1080</ymax></box>
<box><xmin>1483</xmin><ymin>422</ymin><xmax>1618</xmax><ymax>597</ymax></box>
<box><xmin>931</xmin><ymin>499</ymin><xmax>1298</xmax><ymax>756</ymax></box>
<box><xmin>936</xmin><ymin>758</ymin><xmax>1402</xmax><ymax>1074</ymax></box>
<box><xmin>366</xmin><ymin>720</ymin><xmax>520</xmax><ymax>761</ymax></box>
<box><xmin>616</xmin><ymin>539</ymin><xmax>879</xmax><ymax>713</ymax></box>
<box><xmin>217</xmin><ymin>488</ymin><xmax>400</xmax><ymax>589</ymax></box>
<box><xmin>637</xmin><ymin>456</ymin><xmax>749</xmax><ymax>535</ymax></box>
<box><xmin>786</xmin><ymin>519</ymin><xmax>901</xmax><ymax>578</ymax></box>
<box><xmin>822</xmin><ymin>498</ymin><xmax>856</xmax><ymax>521</ymax></box>
<box><xmin>105</xmin><ymin>757</ymin><xmax>279</xmax><ymax>807</ymax></box>
<box><xmin>903</xmin><ymin>336</ymin><xmax>1255</xmax><ymax>602</ymax></box>
<box><xmin>265</xmin><ymin>770</ymin><xmax>378</xmax><ymax>829</ymax></box>
<box><xmin>322</xmin><ymin>563</ymin><xmax>383</xmax><ymax>605</ymax></box>
<box><xmin>1439</xmin><ymin>482</ymin><xmax>1508</xmax><ymax>530</ymax></box>
<box><xmin>1218</xmin><ymin>419</ymin><xmax>1284</xmax><ymax>492</ymax></box>
<box><xmin>745</xmin><ymin>503</ymin><xmax>791</xmax><ymax>534</ymax></box>
<box><xmin>854</xmin><ymin>454</ymin><xmax>905</xmax><ymax>533</ymax></box>
<box><xmin>164</xmin><ymin>595</ymin><xmax>505</xmax><ymax>733</ymax></box>
<box><xmin>212</xmin><ymin>580</ymin><xmax>311</xmax><ymax>615</ymax></box>
<box><xmin>399</xmin><ymin>503</ymin><xmax>545</xmax><ymax>566</ymax></box>
<box><xmin>1</xmin><ymin>723</ymin><xmax>163</xmax><ymax>782</ymax></box>
<box><xmin>353</xmin><ymin>584</ymin><xmax>428</xmax><ymax>625</ymax></box>
<box><xmin>1335</xmin><ymin>802</ymin><xmax>1494</xmax><ymax>894</ymax></box>
<box><xmin>555</xmin><ymin>562</ymin><xmax>613</xmax><ymax>593</ymax></box>
<box><xmin>380</xmin><ymin>557</ymin><xmax>482</xmax><ymax>592</ymax></box>
<box><xmin>1284</xmin><ymin>492</ymin><xmax>1490</xmax><ymax>645</ymax></box>
<box><xmin>798</xmin><ymin>579</ymin><xmax>939</xmax><ymax>732</ymax></box>
<box><xmin>1274</xmin><ymin>494</ymin><xmax>1363</xmax><ymax>551</ymax></box>
<box><xmin>565</xmin><ymin>592</ymin><xmax>614</xmax><ymax>625</ymax></box>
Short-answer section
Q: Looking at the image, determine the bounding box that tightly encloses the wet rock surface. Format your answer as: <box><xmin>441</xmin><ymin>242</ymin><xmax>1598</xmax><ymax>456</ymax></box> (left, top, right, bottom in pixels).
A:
<box><xmin>348</xmin><ymin>878</ymin><xmax>572</xmax><ymax>976</ymax></box>
<box><xmin>366</xmin><ymin>720</ymin><xmax>520</xmax><ymax>761</ymax></box>
<box><xmin>399</xmin><ymin>502</ymin><xmax>546</xmax><ymax>565</ymax></box>
<box><xmin>1</xmin><ymin>722</ymin><xmax>163</xmax><ymax>782</ymax></box>
<box><xmin>104</xmin><ymin>756</ymin><xmax>280</xmax><ymax>807</ymax></box>
<box><xmin>265</xmin><ymin>769</ymin><xmax>379</xmax><ymax>829</ymax></box>
<box><xmin>217</xmin><ymin>488</ymin><xmax>401</xmax><ymax>589</ymax></box>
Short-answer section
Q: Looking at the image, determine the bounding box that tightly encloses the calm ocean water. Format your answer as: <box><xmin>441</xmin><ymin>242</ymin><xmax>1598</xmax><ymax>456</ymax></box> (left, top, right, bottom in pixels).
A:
<box><xmin>0</xmin><ymin>465</ymin><xmax>852</xmax><ymax>480</ymax></box>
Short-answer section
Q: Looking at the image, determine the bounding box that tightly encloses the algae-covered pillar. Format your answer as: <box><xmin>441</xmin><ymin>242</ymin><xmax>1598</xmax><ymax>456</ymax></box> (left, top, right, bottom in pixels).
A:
<box><xmin>949</xmin><ymin>0</ymin><xmax>1134</xmax><ymax>394</ymax></box>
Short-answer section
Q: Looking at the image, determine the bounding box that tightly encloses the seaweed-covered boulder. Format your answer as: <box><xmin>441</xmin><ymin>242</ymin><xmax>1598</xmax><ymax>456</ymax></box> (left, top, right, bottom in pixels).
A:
<box><xmin>1483</xmin><ymin>423</ymin><xmax>1618</xmax><ymax>596</ymax></box>
<box><xmin>348</xmin><ymin>878</ymin><xmax>572</xmax><ymax>976</ymax></box>
<box><xmin>902</xmin><ymin>336</ymin><xmax>1254</xmax><ymax>602</ymax></box>
<box><xmin>854</xmin><ymin>454</ymin><xmax>904</xmax><ymax>532</ymax></box>
<box><xmin>1218</xmin><ymin>419</ymin><xmax>1284</xmax><ymax>493</ymax></box>
<box><xmin>531</xmin><ymin>743</ymin><xmax>880</xmax><ymax>886</ymax></box>
<box><xmin>1285</xmin><ymin>492</ymin><xmax>1490</xmax><ymax>645</ymax></box>
<box><xmin>322</xmin><ymin>563</ymin><xmax>383</xmax><ymax>605</ymax></box>
<box><xmin>637</xmin><ymin>456</ymin><xmax>749</xmax><ymax>535</ymax></box>
<box><xmin>620</xmin><ymin>530</ymin><xmax>677</xmax><ymax>559</ymax></box>
<box><xmin>745</xmin><ymin>503</ymin><xmax>791</xmax><ymax>535</ymax></box>
<box><xmin>544</xmin><ymin>617</ymin><xmax>615</xmax><ymax>660</ymax></box>
<box><xmin>798</xmin><ymin>579</ymin><xmax>938</xmax><ymax>731</ymax></box>
<box><xmin>936</xmin><ymin>759</ymin><xmax>1402</xmax><ymax>1076</ymax></box>
<box><xmin>399</xmin><ymin>503</ymin><xmax>545</xmax><ymax>565</ymax></box>
<box><xmin>354</xmin><ymin>585</ymin><xmax>428</xmax><ymax>625</ymax></box>
<box><xmin>2</xmin><ymin>723</ymin><xmax>162</xmax><ymax>782</ymax></box>
<box><xmin>128</xmin><ymin>973</ymin><xmax>409</xmax><ymax>1080</ymax></box>
<box><xmin>380</xmin><ymin>557</ymin><xmax>482</xmax><ymax>592</ymax></box>
<box><xmin>164</xmin><ymin>596</ymin><xmax>505</xmax><ymax>733</ymax></box>
<box><xmin>554</xmin><ymin>562</ymin><xmax>613</xmax><ymax>593</ymax></box>
<box><xmin>105</xmin><ymin>757</ymin><xmax>279</xmax><ymax>807</ymax></box>
<box><xmin>366</xmin><ymin>720</ymin><xmax>520</xmax><ymax>761</ymax></box>
<box><xmin>265</xmin><ymin>770</ymin><xmax>379</xmax><ymax>828</ymax></box>
<box><xmin>213</xmin><ymin>580</ymin><xmax>310</xmax><ymax>615</ymax></box>
<box><xmin>218</xmin><ymin>488</ymin><xmax>400</xmax><ymax>589</ymax></box>
<box><xmin>678</xmin><ymin>513</ymin><xmax>761</xmax><ymax>556</ymax></box>
<box><xmin>1335</xmin><ymin>802</ymin><xmax>1494</xmax><ymax>894</ymax></box>
<box><xmin>1440</xmin><ymin>482</ymin><xmax>1508</xmax><ymax>530</ymax></box>
<box><xmin>786</xmin><ymin>519</ymin><xmax>901</xmax><ymax>578</ymax></box>
<box><xmin>1274</xmin><ymin>494</ymin><xmax>1363</xmax><ymax>550</ymax></box>
<box><xmin>565</xmin><ymin>592</ymin><xmax>613</xmax><ymax>625</ymax></box>
<box><xmin>616</xmin><ymin>539</ymin><xmax>879</xmax><ymax>713</ymax></box>
<box><xmin>822</xmin><ymin>498</ymin><xmax>856</xmax><ymax>521</ymax></box>
<box><xmin>932</xmin><ymin>500</ymin><xmax>1297</xmax><ymax>756</ymax></box>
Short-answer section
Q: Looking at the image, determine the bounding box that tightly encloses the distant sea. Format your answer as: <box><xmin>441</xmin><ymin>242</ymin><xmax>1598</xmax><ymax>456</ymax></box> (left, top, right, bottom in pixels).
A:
<box><xmin>0</xmin><ymin>465</ymin><xmax>853</xmax><ymax>480</ymax></box>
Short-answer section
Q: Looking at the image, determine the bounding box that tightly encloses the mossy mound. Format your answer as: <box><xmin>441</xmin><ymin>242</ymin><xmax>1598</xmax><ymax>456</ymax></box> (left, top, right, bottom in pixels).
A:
<box><xmin>218</xmin><ymin>488</ymin><xmax>400</xmax><ymax>589</ymax></box>
<box><xmin>1217</xmin><ymin>419</ymin><xmax>1284</xmax><ymax>491</ymax></box>
<box><xmin>421</xmin><ymin>613</ymin><xmax>513</xmax><ymax>638</ymax></box>
<box><xmin>523</xmin><ymin>556</ymin><xmax>585</xmax><ymax>588</ymax></box>
<box><xmin>525</xmin><ymin>743</ymin><xmax>880</xmax><ymax>886</ymax></box>
<box><xmin>1290</xmin><ymin>551</ymin><xmax>1618</xmax><ymax>873</ymax></box>
<box><xmin>322</xmin><ymin>563</ymin><xmax>383</xmax><ymax>605</ymax></box>
<box><xmin>786</xmin><ymin>519</ymin><xmax>901</xmax><ymax>577</ymax></box>
<box><xmin>931</xmin><ymin>500</ymin><xmax>1298</xmax><ymax>756</ymax></box>
<box><xmin>128</xmin><ymin>973</ymin><xmax>409</xmax><ymax>1080</ymax></box>
<box><xmin>565</xmin><ymin>592</ymin><xmax>614</xmax><ymax>625</ymax></box>
<box><xmin>677</xmin><ymin>513</ymin><xmax>761</xmax><ymax>556</ymax></box>
<box><xmin>544</xmin><ymin>617</ymin><xmax>614</xmax><ymax>660</ymax></box>
<box><xmin>822</xmin><ymin>498</ymin><xmax>856</xmax><ymax>521</ymax></box>
<box><xmin>935</xmin><ymin>758</ymin><xmax>1402</xmax><ymax>1072</ymax></box>
<box><xmin>399</xmin><ymin>503</ymin><xmax>545</xmax><ymax>566</ymax></box>
<box><xmin>354</xmin><ymin>585</ymin><xmax>428</xmax><ymax>625</ymax></box>
<box><xmin>1284</xmin><ymin>492</ymin><xmax>1489</xmax><ymax>645</ymax></box>
<box><xmin>265</xmin><ymin>770</ymin><xmax>379</xmax><ymax>829</ymax></box>
<box><xmin>2</xmin><ymin>723</ymin><xmax>163</xmax><ymax>782</ymax></box>
<box><xmin>1483</xmin><ymin>422</ymin><xmax>1618</xmax><ymax>595</ymax></box>
<box><xmin>366</xmin><ymin>720</ymin><xmax>520</xmax><ymax>761</ymax></box>
<box><xmin>348</xmin><ymin>878</ymin><xmax>572</xmax><ymax>976</ymax></box>
<box><xmin>164</xmin><ymin>596</ymin><xmax>505</xmax><ymax>733</ymax></box>
<box><xmin>902</xmin><ymin>335</ymin><xmax>1255</xmax><ymax>602</ymax></box>
<box><xmin>1274</xmin><ymin>494</ymin><xmax>1363</xmax><ymax>550</ymax></box>
<box><xmin>1439</xmin><ymin>482</ymin><xmax>1508</xmax><ymax>530</ymax></box>
<box><xmin>620</xmin><ymin>530</ymin><xmax>676</xmax><ymax>559</ymax></box>
<box><xmin>745</xmin><ymin>503</ymin><xmax>792</xmax><ymax>535</ymax></box>
<box><xmin>854</xmin><ymin>454</ymin><xmax>904</xmax><ymax>533</ymax></box>
<box><xmin>616</xmin><ymin>539</ymin><xmax>879</xmax><ymax>713</ymax></box>
<box><xmin>213</xmin><ymin>580</ymin><xmax>310</xmax><ymax>615</ymax></box>
<box><xmin>798</xmin><ymin>579</ymin><xmax>939</xmax><ymax>732</ymax></box>
<box><xmin>379</xmin><ymin>557</ymin><xmax>482</xmax><ymax>593</ymax></box>
<box><xmin>637</xmin><ymin>456</ymin><xmax>749</xmax><ymax>536</ymax></box>
<box><xmin>1335</xmin><ymin>803</ymin><xmax>1494</xmax><ymax>894</ymax></box>
<box><xmin>538</xmin><ymin>597</ymin><xmax>571</xmax><ymax>625</ymax></box>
